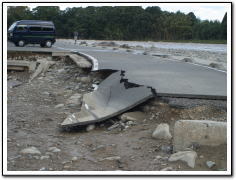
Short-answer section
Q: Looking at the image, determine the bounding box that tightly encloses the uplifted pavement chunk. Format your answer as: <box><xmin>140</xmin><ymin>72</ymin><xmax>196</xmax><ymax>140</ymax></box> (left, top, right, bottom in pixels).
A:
<box><xmin>61</xmin><ymin>71</ymin><xmax>154</xmax><ymax>127</ymax></box>
<box><xmin>68</xmin><ymin>54</ymin><xmax>92</xmax><ymax>68</ymax></box>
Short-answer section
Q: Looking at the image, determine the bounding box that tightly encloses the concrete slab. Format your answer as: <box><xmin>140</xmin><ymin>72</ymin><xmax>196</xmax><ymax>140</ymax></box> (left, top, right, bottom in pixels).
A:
<box><xmin>68</xmin><ymin>54</ymin><xmax>92</xmax><ymax>68</ymax></box>
<box><xmin>7</xmin><ymin>60</ymin><xmax>36</xmax><ymax>72</ymax></box>
<box><xmin>60</xmin><ymin>71</ymin><xmax>154</xmax><ymax>127</ymax></box>
<box><xmin>173</xmin><ymin>120</ymin><xmax>227</xmax><ymax>151</ymax></box>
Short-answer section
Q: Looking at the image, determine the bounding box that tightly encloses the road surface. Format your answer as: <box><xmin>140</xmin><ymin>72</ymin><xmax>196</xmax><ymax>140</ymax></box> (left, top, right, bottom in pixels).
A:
<box><xmin>7</xmin><ymin>41</ymin><xmax>227</xmax><ymax>99</ymax></box>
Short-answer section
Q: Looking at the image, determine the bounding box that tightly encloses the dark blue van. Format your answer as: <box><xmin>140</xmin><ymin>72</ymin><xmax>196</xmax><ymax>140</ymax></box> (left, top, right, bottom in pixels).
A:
<box><xmin>8</xmin><ymin>20</ymin><xmax>56</xmax><ymax>48</ymax></box>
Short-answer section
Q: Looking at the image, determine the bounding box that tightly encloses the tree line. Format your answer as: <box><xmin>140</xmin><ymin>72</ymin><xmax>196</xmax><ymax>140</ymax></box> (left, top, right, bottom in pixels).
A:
<box><xmin>7</xmin><ymin>6</ymin><xmax>227</xmax><ymax>41</ymax></box>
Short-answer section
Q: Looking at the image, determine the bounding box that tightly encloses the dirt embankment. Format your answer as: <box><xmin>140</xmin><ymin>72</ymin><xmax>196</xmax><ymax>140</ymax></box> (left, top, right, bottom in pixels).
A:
<box><xmin>7</xmin><ymin>53</ymin><xmax>227</xmax><ymax>172</ymax></box>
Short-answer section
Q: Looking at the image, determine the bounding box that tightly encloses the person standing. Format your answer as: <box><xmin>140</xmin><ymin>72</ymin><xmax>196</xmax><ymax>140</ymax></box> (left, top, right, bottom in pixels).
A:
<box><xmin>74</xmin><ymin>31</ymin><xmax>78</xmax><ymax>44</ymax></box>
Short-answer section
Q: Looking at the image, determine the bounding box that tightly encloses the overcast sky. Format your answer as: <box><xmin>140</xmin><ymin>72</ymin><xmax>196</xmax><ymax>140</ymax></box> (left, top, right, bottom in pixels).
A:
<box><xmin>27</xmin><ymin>3</ymin><xmax>229</xmax><ymax>22</ymax></box>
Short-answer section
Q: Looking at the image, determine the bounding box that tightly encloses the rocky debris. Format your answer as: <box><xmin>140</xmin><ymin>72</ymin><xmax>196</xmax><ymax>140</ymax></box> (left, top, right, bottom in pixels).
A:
<box><xmin>66</xmin><ymin>93</ymin><xmax>82</xmax><ymax>106</ymax></box>
<box><xmin>39</xmin><ymin>167</ymin><xmax>46</xmax><ymax>171</ymax></box>
<box><xmin>8</xmin><ymin>80</ymin><xmax>22</xmax><ymax>88</ymax></box>
<box><xmin>40</xmin><ymin>155</ymin><xmax>50</xmax><ymax>160</ymax></box>
<box><xmin>86</xmin><ymin>124</ymin><xmax>96</xmax><ymax>132</ymax></box>
<box><xmin>20</xmin><ymin>146</ymin><xmax>41</xmax><ymax>155</ymax></box>
<box><xmin>107</xmin><ymin>122</ymin><xmax>122</xmax><ymax>131</ymax></box>
<box><xmin>120</xmin><ymin>111</ymin><xmax>145</xmax><ymax>122</ymax></box>
<box><xmin>30</xmin><ymin>59</ymin><xmax>55</xmax><ymax>81</ymax></box>
<box><xmin>107</xmin><ymin>119</ymin><xmax>133</xmax><ymax>131</ymax></box>
<box><xmin>72</xmin><ymin>156</ymin><xmax>79</xmax><ymax>161</ymax></box>
<box><xmin>80</xmin><ymin>76</ymin><xmax>92</xmax><ymax>84</ymax></box>
<box><xmin>55</xmin><ymin>104</ymin><xmax>64</xmax><ymax>108</ymax></box>
<box><xmin>209</xmin><ymin>63</ymin><xmax>223</xmax><ymax>69</ymax></box>
<box><xmin>173</xmin><ymin>120</ymin><xmax>227</xmax><ymax>151</ymax></box>
<box><xmin>120</xmin><ymin>44</ymin><xmax>131</xmax><ymax>49</ymax></box>
<box><xmin>168</xmin><ymin>151</ymin><xmax>197</xmax><ymax>168</ymax></box>
<box><xmin>161</xmin><ymin>145</ymin><xmax>173</xmax><ymax>154</ymax></box>
<box><xmin>152</xmin><ymin>123</ymin><xmax>172</xmax><ymax>140</ymax></box>
<box><xmin>68</xmin><ymin>54</ymin><xmax>92</xmax><ymax>68</ymax></box>
<box><xmin>206</xmin><ymin>161</ymin><xmax>216</xmax><ymax>168</ymax></box>
<box><xmin>79</xmin><ymin>41</ymin><xmax>88</xmax><ymax>45</ymax></box>
<box><xmin>48</xmin><ymin>147</ymin><xmax>61</xmax><ymax>153</ymax></box>
<box><xmin>160</xmin><ymin>166</ymin><xmax>174</xmax><ymax>171</ymax></box>
<box><xmin>97</xmin><ymin>41</ymin><xmax>118</xmax><ymax>47</ymax></box>
<box><xmin>45</xmin><ymin>152</ymin><xmax>54</xmax><ymax>156</ymax></box>
<box><xmin>182</xmin><ymin>57</ymin><xmax>193</xmax><ymax>63</ymax></box>
<box><xmin>152</xmin><ymin>53</ymin><xmax>169</xmax><ymax>58</ymax></box>
<box><xmin>100</xmin><ymin>156</ymin><xmax>121</xmax><ymax>161</ymax></box>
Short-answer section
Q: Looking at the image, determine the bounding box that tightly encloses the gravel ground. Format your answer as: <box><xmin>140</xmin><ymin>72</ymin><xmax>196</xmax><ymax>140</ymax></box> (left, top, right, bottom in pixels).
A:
<box><xmin>7</xmin><ymin>53</ymin><xmax>227</xmax><ymax>173</ymax></box>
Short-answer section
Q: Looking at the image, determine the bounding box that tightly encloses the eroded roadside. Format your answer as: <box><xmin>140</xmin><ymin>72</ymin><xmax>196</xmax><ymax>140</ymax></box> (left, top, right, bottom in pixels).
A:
<box><xmin>7</xmin><ymin>53</ymin><xmax>227</xmax><ymax>172</ymax></box>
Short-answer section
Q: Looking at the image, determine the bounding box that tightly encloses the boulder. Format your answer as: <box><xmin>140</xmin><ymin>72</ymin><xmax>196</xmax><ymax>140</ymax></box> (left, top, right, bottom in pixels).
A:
<box><xmin>152</xmin><ymin>123</ymin><xmax>172</xmax><ymax>140</ymax></box>
<box><xmin>173</xmin><ymin>120</ymin><xmax>227</xmax><ymax>151</ymax></box>
<box><xmin>169</xmin><ymin>151</ymin><xmax>197</xmax><ymax>168</ymax></box>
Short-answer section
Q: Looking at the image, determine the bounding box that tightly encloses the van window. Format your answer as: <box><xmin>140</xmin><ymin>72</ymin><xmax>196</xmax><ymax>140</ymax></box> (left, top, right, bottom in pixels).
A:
<box><xmin>8</xmin><ymin>22</ymin><xmax>17</xmax><ymax>31</ymax></box>
<box><xmin>16</xmin><ymin>25</ymin><xmax>27</xmax><ymax>31</ymax></box>
<box><xmin>42</xmin><ymin>27</ymin><xmax>54</xmax><ymax>31</ymax></box>
<box><xmin>29</xmin><ymin>26</ymin><xmax>42</xmax><ymax>31</ymax></box>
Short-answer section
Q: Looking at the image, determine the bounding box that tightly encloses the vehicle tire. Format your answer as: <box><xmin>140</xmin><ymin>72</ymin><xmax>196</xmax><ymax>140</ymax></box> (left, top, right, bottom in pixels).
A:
<box><xmin>18</xmin><ymin>40</ymin><xmax>25</xmax><ymax>47</ymax></box>
<box><xmin>14</xmin><ymin>42</ymin><xmax>19</xmax><ymax>47</ymax></box>
<box><xmin>17</xmin><ymin>40</ymin><xmax>25</xmax><ymax>47</ymax></box>
<box><xmin>45</xmin><ymin>40</ymin><xmax>52</xmax><ymax>48</ymax></box>
<box><xmin>40</xmin><ymin>43</ymin><xmax>46</xmax><ymax>47</ymax></box>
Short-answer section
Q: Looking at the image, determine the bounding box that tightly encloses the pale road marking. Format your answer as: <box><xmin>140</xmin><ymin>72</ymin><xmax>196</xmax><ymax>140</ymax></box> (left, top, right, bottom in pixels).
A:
<box><xmin>53</xmin><ymin>45</ymin><xmax>226</xmax><ymax>73</ymax></box>
<box><xmin>53</xmin><ymin>45</ymin><xmax>99</xmax><ymax>71</ymax></box>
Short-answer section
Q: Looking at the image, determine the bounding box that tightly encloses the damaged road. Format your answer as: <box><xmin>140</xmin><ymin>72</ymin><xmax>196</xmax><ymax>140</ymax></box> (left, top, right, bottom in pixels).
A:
<box><xmin>61</xmin><ymin>71</ymin><xmax>154</xmax><ymax>127</ymax></box>
<box><xmin>6</xmin><ymin>42</ymin><xmax>228</xmax><ymax>173</ymax></box>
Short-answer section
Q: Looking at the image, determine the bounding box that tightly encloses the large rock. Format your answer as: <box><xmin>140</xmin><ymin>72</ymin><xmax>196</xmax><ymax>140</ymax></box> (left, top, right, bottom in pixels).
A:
<box><xmin>120</xmin><ymin>111</ymin><xmax>145</xmax><ymax>122</ymax></box>
<box><xmin>168</xmin><ymin>151</ymin><xmax>197</xmax><ymax>168</ymax></box>
<box><xmin>173</xmin><ymin>120</ymin><xmax>227</xmax><ymax>151</ymax></box>
<box><xmin>152</xmin><ymin>123</ymin><xmax>172</xmax><ymax>140</ymax></box>
<box><xmin>20</xmin><ymin>146</ymin><xmax>41</xmax><ymax>155</ymax></box>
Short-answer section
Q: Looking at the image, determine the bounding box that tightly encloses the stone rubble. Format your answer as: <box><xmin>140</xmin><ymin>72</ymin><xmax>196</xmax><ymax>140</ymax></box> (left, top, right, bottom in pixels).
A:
<box><xmin>168</xmin><ymin>151</ymin><xmax>197</xmax><ymax>168</ymax></box>
<box><xmin>152</xmin><ymin>123</ymin><xmax>172</xmax><ymax>140</ymax></box>
<box><xmin>20</xmin><ymin>146</ymin><xmax>41</xmax><ymax>155</ymax></box>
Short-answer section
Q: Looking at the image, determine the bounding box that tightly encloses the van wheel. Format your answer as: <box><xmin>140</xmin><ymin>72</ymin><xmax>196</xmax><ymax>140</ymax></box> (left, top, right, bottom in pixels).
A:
<box><xmin>14</xmin><ymin>42</ymin><xmax>19</xmax><ymax>47</ymax></box>
<box><xmin>45</xmin><ymin>40</ymin><xmax>52</xmax><ymax>48</ymax></box>
<box><xmin>18</xmin><ymin>40</ymin><xmax>25</xmax><ymax>47</ymax></box>
<box><xmin>40</xmin><ymin>43</ymin><xmax>46</xmax><ymax>47</ymax></box>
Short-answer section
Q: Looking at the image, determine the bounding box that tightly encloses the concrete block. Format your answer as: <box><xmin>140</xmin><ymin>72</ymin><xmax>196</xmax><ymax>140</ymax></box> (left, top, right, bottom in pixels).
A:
<box><xmin>8</xmin><ymin>60</ymin><xmax>36</xmax><ymax>72</ymax></box>
<box><xmin>69</xmin><ymin>54</ymin><xmax>92</xmax><ymax>68</ymax></box>
<box><xmin>173</xmin><ymin>120</ymin><xmax>227</xmax><ymax>151</ymax></box>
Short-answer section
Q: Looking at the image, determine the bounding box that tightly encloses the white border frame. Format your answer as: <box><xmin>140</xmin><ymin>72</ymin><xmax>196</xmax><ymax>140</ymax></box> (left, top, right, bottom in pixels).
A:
<box><xmin>2</xmin><ymin>1</ymin><xmax>232</xmax><ymax>176</ymax></box>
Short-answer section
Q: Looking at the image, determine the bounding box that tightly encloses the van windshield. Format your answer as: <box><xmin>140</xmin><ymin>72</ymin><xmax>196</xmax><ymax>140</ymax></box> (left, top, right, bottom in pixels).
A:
<box><xmin>8</xmin><ymin>22</ymin><xmax>17</xmax><ymax>31</ymax></box>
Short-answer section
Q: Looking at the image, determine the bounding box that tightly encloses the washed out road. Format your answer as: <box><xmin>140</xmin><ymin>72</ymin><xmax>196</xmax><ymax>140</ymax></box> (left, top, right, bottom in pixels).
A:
<box><xmin>7</xmin><ymin>41</ymin><xmax>227</xmax><ymax>99</ymax></box>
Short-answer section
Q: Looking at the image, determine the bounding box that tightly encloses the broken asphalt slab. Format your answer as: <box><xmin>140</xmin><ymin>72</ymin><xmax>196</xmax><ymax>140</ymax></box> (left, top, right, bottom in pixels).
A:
<box><xmin>60</xmin><ymin>71</ymin><xmax>154</xmax><ymax>127</ymax></box>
